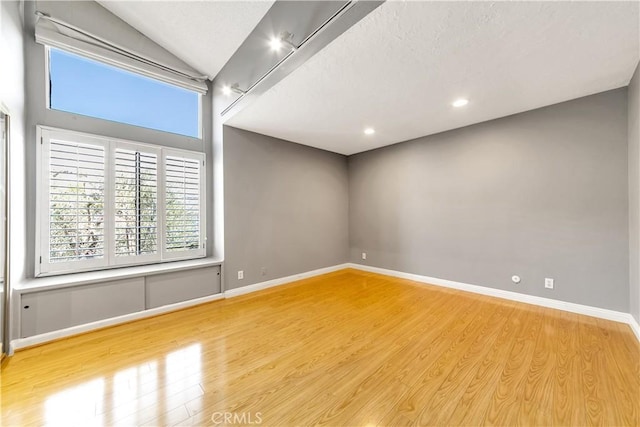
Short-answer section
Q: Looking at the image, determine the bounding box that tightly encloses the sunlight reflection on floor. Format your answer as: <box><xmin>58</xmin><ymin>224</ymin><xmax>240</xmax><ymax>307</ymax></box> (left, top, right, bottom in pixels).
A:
<box><xmin>39</xmin><ymin>343</ymin><xmax>203</xmax><ymax>427</ymax></box>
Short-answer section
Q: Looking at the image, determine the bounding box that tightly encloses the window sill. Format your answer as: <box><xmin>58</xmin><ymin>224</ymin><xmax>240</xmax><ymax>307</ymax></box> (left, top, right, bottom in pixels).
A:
<box><xmin>17</xmin><ymin>258</ymin><xmax>223</xmax><ymax>294</ymax></box>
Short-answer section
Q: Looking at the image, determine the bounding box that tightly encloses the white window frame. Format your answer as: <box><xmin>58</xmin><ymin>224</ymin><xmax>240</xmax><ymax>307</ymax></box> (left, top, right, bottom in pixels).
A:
<box><xmin>36</xmin><ymin>126</ymin><xmax>206</xmax><ymax>277</ymax></box>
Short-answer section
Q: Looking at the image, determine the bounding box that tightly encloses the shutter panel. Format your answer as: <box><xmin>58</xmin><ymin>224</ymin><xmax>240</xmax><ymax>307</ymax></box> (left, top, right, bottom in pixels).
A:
<box><xmin>164</xmin><ymin>155</ymin><xmax>202</xmax><ymax>254</ymax></box>
<box><xmin>48</xmin><ymin>139</ymin><xmax>105</xmax><ymax>263</ymax></box>
<box><xmin>114</xmin><ymin>148</ymin><xmax>158</xmax><ymax>257</ymax></box>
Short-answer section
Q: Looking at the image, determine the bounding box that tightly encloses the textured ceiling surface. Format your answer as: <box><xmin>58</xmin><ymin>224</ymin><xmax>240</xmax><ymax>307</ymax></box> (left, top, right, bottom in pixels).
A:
<box><xmin>98</xmin><ymin>0</ymin><xmax>274</xmax><ymax>78</ymax></box>
<box><xmin>227</xmin><ymin>1</ymin><xmax>640</xmax><ymax>155</ymax></box>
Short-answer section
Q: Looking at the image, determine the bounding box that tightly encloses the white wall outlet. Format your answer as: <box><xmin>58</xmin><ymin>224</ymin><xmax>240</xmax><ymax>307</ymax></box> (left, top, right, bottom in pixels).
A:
<box><xmin>511</xmin><ymin>275</ymin><xmax>521</xmax><ymax>284</ymax></box>
<box><xmin>362</xmin><ymin>252</ymin><xmax>367</xmax><ymax>260</ymax></box>
<box><xmin>238</xmin><ymin>270</ymin><xmax>244</xmax><ymax>280</ymax></box>
<box><xmin>545</xmin><ymin>278</ymin><xmax>554</xmax><ymax>289</ymax></box>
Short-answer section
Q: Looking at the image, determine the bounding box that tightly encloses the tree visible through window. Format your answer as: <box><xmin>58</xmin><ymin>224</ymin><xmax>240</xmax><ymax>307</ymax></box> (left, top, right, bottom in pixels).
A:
<box><xmin>38</xmin><ymin>128</ymin><xmax>206</xmax><ymax>276</ymax></box>
<box><xmin>48</xmin><ymin>139</ymin><xmax>105</xmax><ymax>262</ymax></box>
<box><xmin>165</xmin><ymin>156</ymin><xmax>201</xmax><ymax>252</ymax></box>
<box><xmin>114</xmin><ymin>149</ymin><xmax>158</xmax><ymax>257</ymax></box>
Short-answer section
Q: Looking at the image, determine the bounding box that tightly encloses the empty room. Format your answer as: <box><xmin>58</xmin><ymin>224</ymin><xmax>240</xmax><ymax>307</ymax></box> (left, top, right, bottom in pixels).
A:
<box><xmin>1</xmin><ymin>0</ymin><xmax>639</xmax><ymax>426</ymax></box>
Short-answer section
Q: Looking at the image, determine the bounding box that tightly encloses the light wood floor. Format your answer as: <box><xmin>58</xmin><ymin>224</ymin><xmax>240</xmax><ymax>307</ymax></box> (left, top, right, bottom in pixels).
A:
<box><xmin>2</xmin><ymin>269</ymin><xmax>639</xmax><ymax>427</ymax></box>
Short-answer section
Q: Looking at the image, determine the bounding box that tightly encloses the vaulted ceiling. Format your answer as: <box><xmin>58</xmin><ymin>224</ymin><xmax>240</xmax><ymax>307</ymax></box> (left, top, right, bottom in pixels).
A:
<box><xmin>100</xmin><ymin>1</ymin><xmax>639</xmax><ymax>155</ymax></box>
<box><xmin>98</xmin><ymin>1</ymin><xmax>275</xmax><ymax>78</ymax></box>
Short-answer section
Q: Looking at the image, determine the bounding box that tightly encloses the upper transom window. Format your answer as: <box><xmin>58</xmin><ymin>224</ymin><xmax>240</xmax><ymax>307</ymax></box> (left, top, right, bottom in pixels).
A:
<box><xmin>48</xmin><ymin>48</ymin><xmax>201</xmax><ymax>139</ymax></box>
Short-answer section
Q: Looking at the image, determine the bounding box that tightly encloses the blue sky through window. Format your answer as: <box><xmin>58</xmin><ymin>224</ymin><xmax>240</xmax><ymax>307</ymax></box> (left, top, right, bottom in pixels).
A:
<box><xmin>49</xmin><ymin>48</ymin><xmax>200</xmax><ymax>138</ymax></box>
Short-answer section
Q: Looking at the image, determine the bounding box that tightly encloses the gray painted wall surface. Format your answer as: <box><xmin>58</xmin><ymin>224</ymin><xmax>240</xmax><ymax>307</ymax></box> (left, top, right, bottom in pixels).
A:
<box><xmin>629</xmin><ymin>62</ymin><xmax>640</xmax><ymax>323</ymax></box>
<box><xmin>349</xmin><ymin>89</ymin><xmax>629</xmax><ymax>312</ymax></box>
<box><xmin>224</xmin><ymin>126</ymin><xmax>349</xmax><ymax>290</ymax></box>
<box><xmin>146</xmin><ymin>266</ymin><xmax>221</xmax><ymax>308</ymax></box>
<box><xmin>21</xmin><ymin>278</ymin><xmax>146</xmax><ymax>337</ymax></box>
<box><xmin>18</xmin><ymin>265</ymin><xmax>221</xmax><ymax>338</ymax></box>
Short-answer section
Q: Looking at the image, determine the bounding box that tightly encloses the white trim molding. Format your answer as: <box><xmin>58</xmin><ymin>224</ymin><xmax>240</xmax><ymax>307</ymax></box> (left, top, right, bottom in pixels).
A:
<box><xmin>10</xmin><ymin>263</ymin><xmax>640</xmax><ymax>352</ymax></box>
<box><xmin>348</xmin><ymin>263</ymin><xmax>640</xmax><ymax>342</ymax></box>
<box><xmin>10</xmin><ymin>264</ymin><xmax>349</xmax><ymax>351</ymax></box>
<box><xmin>224</xmin><ymin>264</ymin><xmax>350</xmax><ymax>298</ymax></box>
<box><xmin>10</xmin><ymin>293</ymin><xmax>225</xmax><ymax>352</ymax></box>
<box><xmin>629</xmin><ymin>316</ymin><xmax>640</xmax><ymax>342</ymax></box>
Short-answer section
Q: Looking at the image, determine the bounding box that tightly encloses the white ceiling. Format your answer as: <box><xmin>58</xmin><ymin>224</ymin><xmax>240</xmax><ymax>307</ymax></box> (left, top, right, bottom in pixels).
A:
<box><xmin>98</xmin><ymin>0</ymin><xmax>274</xmax><ymax>78</ymax></box>
<box><xmin>227</xmin><ymin>1</ymin><xmax>640</xmax><ymax>155</ymax></box>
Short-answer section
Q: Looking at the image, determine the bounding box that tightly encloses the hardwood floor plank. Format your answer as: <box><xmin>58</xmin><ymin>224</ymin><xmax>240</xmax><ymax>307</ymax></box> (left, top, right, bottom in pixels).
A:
<box><xmin>594</xmin><ymin>318</ymin><xmax>640</xmax><ymax>426</ymax></box>
<box><xmin>411</xmin><ymin>302</ymin><xmax>516</xmax><ymax>426</ymax></box>
<box><xmin>551</xmin><ymin>309</ymin><xmax>577</xmax><ymax>426</ymax></box>
<box><xmin>511</xmin><ymin>308</ymin><xmax>556</xmax><ymax>426</ymax></box>
<box><xmin>446</xmin><ymin>305</ymin><xmax>538</xmax><ymax>425</ymax></box>
<box><xmin>2</xmin><ymin>269</ymin><xmax>638</xmax><ymax>426</ymax></box>
<box><xmin>579</xmin><ymin>317</ymin><xmax>609</xmax><ymax>426</ymax></box>
<box><xmin>480</xmin><ymin>306</ymin><xmax>545</xmax><ymax>426</ymax></box>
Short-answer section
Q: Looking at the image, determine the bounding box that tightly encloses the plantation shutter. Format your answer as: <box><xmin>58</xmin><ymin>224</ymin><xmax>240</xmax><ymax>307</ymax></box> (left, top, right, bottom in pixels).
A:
<box><xmin>37</xmin><ymin>127</ymin><xmax>206</xmax><ymax>276</ymax></box>
<box><xmin>163</xmin><ymin>153</ymin><xmax>205</xmax><ymax>258</ymax></box>
<box><xmin>114</xmin><ymin>146</ymin><xmax>159</xmax><ymax>262</ymax></box>
<box><xmin>45</xmin><ymin>136</ymin><xmax>107</xmax><ymax>271</ymax></box>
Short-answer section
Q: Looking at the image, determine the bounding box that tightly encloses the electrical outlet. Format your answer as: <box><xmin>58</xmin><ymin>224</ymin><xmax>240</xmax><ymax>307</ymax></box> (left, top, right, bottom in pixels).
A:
<box><xmin>545</xmin><ymin>278</ymin><xmax>554</xmax><ymax>289</ymax></box>
<box><xmin>362</xmin><ymin>252</ymin><xmax>367</xmax><ymax>260</ymax></box>
<box><xmin>238</xmin><ymin>270</ymin><xmax>244</xmax><ymax>280</ymax></box>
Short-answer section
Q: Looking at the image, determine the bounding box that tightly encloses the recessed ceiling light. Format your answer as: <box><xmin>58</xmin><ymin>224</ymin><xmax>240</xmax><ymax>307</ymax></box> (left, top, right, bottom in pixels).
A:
<box><xmin>452</xmin><ymin>98</ymin><xmax>469</xmax><ymax>108</ymax></box>
<box><xmin>364</xmin><ymin>128</ymin><xmax>375</xmax><ymax>135</ymax></box>
<box><xmin>222</xmin><ymin>85</ymin><xmax>232</xmax><ymax>96</ymax></box>
<box><xmin>269</xmin><ymin>37</ymin><xmax>283</xmax><ymax>51</ymax></box>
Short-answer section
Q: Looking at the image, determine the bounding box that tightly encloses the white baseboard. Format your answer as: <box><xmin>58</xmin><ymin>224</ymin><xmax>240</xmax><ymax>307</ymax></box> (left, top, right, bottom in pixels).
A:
<box><xmin>224</xmin><ymin>263</ymin><xmax>350</xmax><ymax>298</ymax></box>
<box><xmin>11</xmin><ymin>263</ymin><xmax>640</xmax><ymax>351</ymax></box>
<box><xmin>10</xmin><ymin>293</ymin><xmax>225</xmax><ymax>352</ymax></box>
<box><xmin>9</xmin><ymin>264</ymin><xmax>349</xmax><ymax>352</ymax></box>
<box><xmin>629</xmin><ymin>316</ymin><xmax>640</xmax><ymax>342</ymax></box>
<box><xmin>348</xmin><ymin>263</ymin><xmax>640</xmax><ymax>341</ymax></box>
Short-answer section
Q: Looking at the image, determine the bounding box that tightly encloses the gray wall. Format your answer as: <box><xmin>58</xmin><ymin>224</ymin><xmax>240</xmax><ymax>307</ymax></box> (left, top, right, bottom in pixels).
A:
<box><xmin>224</xmin><ymin>126</ymin><xmax>349</xmax><ymax>290</ymax></box>
<box><xmin>349</xmin><ymin>89</ymin><xmax>629</xmax><ymax>312</ymax></box>
<box><xmin>629</xmin><ymin>62</ymin><xmax>640</xmax><ymax>323</ymax></box>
